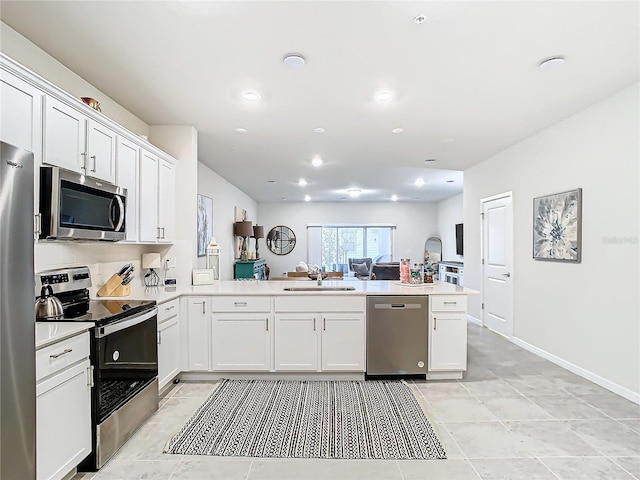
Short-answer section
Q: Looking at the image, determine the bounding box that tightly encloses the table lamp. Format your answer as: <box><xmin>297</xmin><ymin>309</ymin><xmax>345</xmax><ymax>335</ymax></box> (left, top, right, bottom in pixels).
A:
<box><xmin>142</xmin><ymin>253</ymin><xmax>161</xmax><ymax>287</ymax></box>
<box><xmin>235</xmin><ymin>221</ymin><xmax>253</xmax><ymax>261</ymax></box>
<box><xmin>252</xmin><ymin>225</ymin><xmax>265</xmax><ymax>259</ymax></box>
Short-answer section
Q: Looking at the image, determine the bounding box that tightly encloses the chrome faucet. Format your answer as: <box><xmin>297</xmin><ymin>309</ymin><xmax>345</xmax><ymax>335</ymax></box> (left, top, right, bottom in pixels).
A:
<box><xmin>317</xmin><ymin>271</ymin><xmax>323</xmax><ymax>286</ymax></box>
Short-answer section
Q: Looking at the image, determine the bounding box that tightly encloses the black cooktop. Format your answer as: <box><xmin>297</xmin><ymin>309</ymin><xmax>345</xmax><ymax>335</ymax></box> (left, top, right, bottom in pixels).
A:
<box><xmin>38</xmin><ymin>299</ymin><xmax>156</xmax><ymax>326</ymax></box>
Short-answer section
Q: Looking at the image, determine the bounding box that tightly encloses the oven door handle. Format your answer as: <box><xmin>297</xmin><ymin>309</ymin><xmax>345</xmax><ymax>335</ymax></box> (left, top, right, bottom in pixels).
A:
<box><xmin>95</xmin><ymin>308</ymin><xmax>158</xmax><ymax>338</ymax></box>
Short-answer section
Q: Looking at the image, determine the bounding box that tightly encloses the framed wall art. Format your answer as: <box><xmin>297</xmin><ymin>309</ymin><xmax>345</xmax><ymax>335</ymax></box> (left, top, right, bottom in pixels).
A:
<box><xmin>197</xmin><ymin>194</ymin><xmax>214</xmax><ymax>257</ymax></box>
<box><xmin>533</xmin><ymin>188</ymin><xmax>582</xmax><ymax>262</ymax></box>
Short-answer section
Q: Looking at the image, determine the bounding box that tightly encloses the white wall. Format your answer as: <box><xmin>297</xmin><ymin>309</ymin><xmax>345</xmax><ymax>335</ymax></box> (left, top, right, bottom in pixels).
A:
<box><xmin>197</xmin><ymin>163</ymin><xmax>257</xmax><ymax>280</ymax></box>
<box><xmin>464</xmin><ymin>83</ymin><xmax>639</xmax><ymax>399</ymax></box>
<box><xmin>0</xmin><ymin>22</ymin><xmax>149</xmax><ymax>136</ymax></box>
<box><xmin>258</xmin><ymin>202</ymin><xmax>438</xmax><ymax>277</ymax></box>
<box><xmin>437</xmin><ymin>193</ymin><xmax>464</xmax><ymax>262</ymax></box>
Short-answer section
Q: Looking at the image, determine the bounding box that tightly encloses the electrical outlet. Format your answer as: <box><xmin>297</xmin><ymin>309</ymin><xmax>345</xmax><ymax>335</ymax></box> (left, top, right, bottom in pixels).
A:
<box><xmin>164</xmin><ymin>256</ymin><xmax>177</xmax><ymax>270</ymax></box>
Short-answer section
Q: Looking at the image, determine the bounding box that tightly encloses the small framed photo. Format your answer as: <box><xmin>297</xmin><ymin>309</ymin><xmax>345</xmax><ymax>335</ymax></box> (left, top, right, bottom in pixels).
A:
<box><xmin>533</xmin><ymin>188</ymin><xmax>582</xmax><ymax>262</ymax></box>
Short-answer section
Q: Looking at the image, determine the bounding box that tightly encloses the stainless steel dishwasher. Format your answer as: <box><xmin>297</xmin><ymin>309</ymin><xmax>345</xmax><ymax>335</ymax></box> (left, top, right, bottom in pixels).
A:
<box><xmin>366</xmin><ymin>296</ymin><xmax>428</xmax><ymax>377</ymax></box>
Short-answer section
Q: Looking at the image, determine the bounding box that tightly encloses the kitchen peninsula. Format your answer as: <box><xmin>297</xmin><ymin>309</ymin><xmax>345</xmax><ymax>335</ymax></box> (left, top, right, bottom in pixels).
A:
<box><xmin>95</xmin><ymin>280</ymin><xmax>477</xmax><ymax>386</ymax></box>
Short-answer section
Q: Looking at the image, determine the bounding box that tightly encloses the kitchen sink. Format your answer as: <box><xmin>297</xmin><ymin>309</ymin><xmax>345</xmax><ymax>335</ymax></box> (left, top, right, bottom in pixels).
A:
<box><xmin>283</xmin><ymin>286</ymin><xmax>356</xmax><ymax>291</ymax></box>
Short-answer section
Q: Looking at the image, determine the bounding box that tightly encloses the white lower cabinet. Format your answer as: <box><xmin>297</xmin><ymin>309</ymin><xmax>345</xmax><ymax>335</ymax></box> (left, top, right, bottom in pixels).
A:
<box><xmin>186</xmin><ymin>297</ymin><xmax>211</xmax><ymax>371</ymax></box>
<box><xmin>321</xmin><ymin>313</ymin><xmax>365</xmax><ymax>371</ymax></box>
<box><xmin>211</xmin><ymin>296</ymin><xmax>271</xmax><ymax>371</ymax></box>
<box><xmin>275</xmin><ymin>313</ymin><xmax>319</xmax><ymax>370</ymax></box>
<box><xmin>429</xmin><ymin>295</ymin><xmax>468</xmax><ymax>371</ymax></box>
<box><xmin>36</xmin><ymin>332</ymin><xmax>91</xmax><ymax>480</ymax></box>
<box><xmin>158</xmin><ymin>303</ymin><xmax>180</xmax><ymax>389</ymax></box>
<box><xmin>274</xmin><ymin>296</ymin><xmax>365</xmax><ymax>372</ymax></box>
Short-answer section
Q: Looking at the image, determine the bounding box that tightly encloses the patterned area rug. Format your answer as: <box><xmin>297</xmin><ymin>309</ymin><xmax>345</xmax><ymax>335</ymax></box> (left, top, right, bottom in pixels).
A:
<box><xmin>164</xmin><ymin>379</ymin><xmax>446</xmax><ymax>460</ymax></box>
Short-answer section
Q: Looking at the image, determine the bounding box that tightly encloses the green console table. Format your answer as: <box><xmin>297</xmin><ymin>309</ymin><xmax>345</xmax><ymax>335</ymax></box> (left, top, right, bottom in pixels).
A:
<box><xmin>234</xmin><ymin>259</ymin><xmax>266</xmax><ymax>280</ymax></box>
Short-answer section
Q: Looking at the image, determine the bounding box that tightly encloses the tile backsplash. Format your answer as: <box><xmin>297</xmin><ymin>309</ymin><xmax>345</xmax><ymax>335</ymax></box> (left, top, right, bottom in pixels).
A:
<box><xmin>35</xmin><ymin>240</ymin><xmax>195</xmax><ymax>295</ymax></box>
<box><xmin>35</xmin><ymin>242</ymin><xmax>167</xmax><ymax>292</ymax></box>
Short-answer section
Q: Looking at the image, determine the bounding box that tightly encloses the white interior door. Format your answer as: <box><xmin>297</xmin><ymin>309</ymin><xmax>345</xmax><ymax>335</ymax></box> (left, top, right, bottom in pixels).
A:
<box><xmin>481</xmin><ymin>193</ymin><xmax>513</xmax><ymax>337</ymax></box>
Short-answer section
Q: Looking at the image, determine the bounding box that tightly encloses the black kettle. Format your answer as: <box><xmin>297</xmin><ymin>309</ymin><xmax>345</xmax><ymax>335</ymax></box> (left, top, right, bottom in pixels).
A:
<box><xmin>35</xmin><ymin>285</ymin><xmax>64</xmax><ymax>320</ymax></box>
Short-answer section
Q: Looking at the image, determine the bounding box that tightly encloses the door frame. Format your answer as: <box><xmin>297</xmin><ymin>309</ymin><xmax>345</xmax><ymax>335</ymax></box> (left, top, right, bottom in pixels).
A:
<box><xmin>480</xmin><ymin>191</ymin><xmax>514</xmax><ymax>338</ymax></box>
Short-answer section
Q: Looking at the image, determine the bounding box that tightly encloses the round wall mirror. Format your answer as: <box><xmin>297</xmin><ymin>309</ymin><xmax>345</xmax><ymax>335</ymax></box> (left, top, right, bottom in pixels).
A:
<box><xmin>266</xmin><ymin>225</ymin><xmax>296</xmax><ymax>255</ymax></box>
<box><xmin>424</xmin><ymin>237</ymin><xmax>442</xmax><ymax>267</ymax></box>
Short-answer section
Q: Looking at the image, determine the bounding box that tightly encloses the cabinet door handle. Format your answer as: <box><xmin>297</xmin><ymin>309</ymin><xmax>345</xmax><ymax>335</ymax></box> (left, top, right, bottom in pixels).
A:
<box><xmin>34</xmin><ymin>213</ymin><xmax>42</xmax><ymax>236</ymax></box>
<box><xmin>90</xmin><ymin>155</ymin><xmax>97</xmax><ymax>172</ymax></box>
<box><xmin>313</xmin><ymin>317</ymin><xmax>316</xmax><ymax>331</ymax></box>
<box><xmin>434</xmin><ymin>317</ymin><xmax>437</xmax><ymax>330</ymax></box>
<box><xmin>50</xmin><ymin>348</ymin><xmax>73</xmax><ymax>359</ymax></box>
<box><xmin>80</xmin><ymin>152</ymin><xmax>87</xmax><ymax>170</ymax></box>
<box><xmin>323</xmin><ymin>317</ymin><xmax>326</xmax><ymax>331</ymax></box>
<box><xmin>156</xmin><ymin>227</ymin><xmax>161</xmax><ymax>239</ymax></box>
<box><xmin>161</xmin><ymin>227</ymin><xmax>165</xmax><ymax>239</ymax></box>
<box><xmin>265</xmin><ymin>318</ymin><xmax>269</xmax><ymax>331</ymax></box>
<box><xmin>234</xmin><ymin>302</ymin><xmax>247</xmax><ymax>307</ymax></box>
<box><xmin>501</xmin><ymin>272</ymin><xmax>511</xmax><ymax>277</ymax></box>
<box><xmin>157</xmin><ymin>331</ymin><xmax>162</xmax><ymax>345</ymax></box>
<box><xmin>165</xmin><ymin>305</ymin><xmax>175</xmax><ymax>311</ymax></box>
<box><xmin>202</xmin><ymin>301</ymin><xmax>206</xmax><ymax>314</ymax></box>
<box><xmin>443</xmin><ymin>301</ymin><xmax>457</xmax><ymax>305</ymax></box>
<box><xmin>87</xmin><ymin>365</ymin><xmax>94</xmax><ymax>388</ymax></box>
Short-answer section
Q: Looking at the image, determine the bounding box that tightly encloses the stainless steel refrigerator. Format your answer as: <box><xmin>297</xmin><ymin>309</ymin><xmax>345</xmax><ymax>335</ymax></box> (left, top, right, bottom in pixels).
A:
<box><xmin>0</xmin><ymin>141</ymin><xmax>36</xmax><ymax>479</ymax></box>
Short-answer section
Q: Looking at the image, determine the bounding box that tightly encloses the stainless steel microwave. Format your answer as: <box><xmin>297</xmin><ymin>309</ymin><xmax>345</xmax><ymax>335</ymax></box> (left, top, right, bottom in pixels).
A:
<box><xmin>39</xmin><ymin>167</ymin><xmax>126</xmax><ymax>241</ymax></box>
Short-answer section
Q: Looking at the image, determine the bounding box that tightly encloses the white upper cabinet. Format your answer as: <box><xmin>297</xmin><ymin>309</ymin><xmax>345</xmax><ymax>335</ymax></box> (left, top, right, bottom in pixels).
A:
<box><xmin>43</xmin><ymin>96</ymin><xmax>85</xmax><ymax>173</ymax></box>
<box><xmin>138</xmin><ymin>151</ymin><xmax>175</xmax><ymax>244</ymax></box>
<box><xmin>44</xmin><ymin>96</ymin><xmax>116</xmax><ymax>183</ymax></box>
<box><xmin>157</xmin><ymin>158</ymin><xmax>175</xmax><ymax>243</ymax></box>
<box><xmin>86</xmin><ymin>119</ymin><xmax>116</xmax><ymax>183</ymax></box>
<box><xmin>139</xmin><ymin>150</ymin><xmax>159</xmax><ymax>243</ymax></box>
<box><xmin>115</xmin><ymin>137</ymin><xmax>140</xmax><ymax>242</ymax></box>
<box><xmin>0</xmin><ymin>70</ymin><xmax>43</xmax><ymax>162</ymax></box>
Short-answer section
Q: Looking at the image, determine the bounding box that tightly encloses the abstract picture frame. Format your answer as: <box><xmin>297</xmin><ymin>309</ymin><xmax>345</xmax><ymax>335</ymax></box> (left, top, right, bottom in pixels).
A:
<box><xmin>197</xmin><ymin>194</ymin><xmax>214</xmax><ymax>257</ymax></box>
<box><xmin>533</xmin><ymin>188</ymin><xmax>582</xmax><ymax>263</ymax></box>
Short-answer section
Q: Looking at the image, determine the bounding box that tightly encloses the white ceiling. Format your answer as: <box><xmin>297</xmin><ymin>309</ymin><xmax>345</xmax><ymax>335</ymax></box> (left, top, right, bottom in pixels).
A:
<box><xmin>1</xmin><ymin>1</ymin><xmax>638</xmax><ymax>202</ymax></box>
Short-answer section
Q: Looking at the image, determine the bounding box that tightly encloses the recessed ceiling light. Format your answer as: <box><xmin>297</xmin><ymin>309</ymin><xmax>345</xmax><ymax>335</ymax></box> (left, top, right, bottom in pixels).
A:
<box><xmin>242</xmin><ymin>91</ymin><xmax>260</xmax><ymax>101</ymax></box>
<box><xmin>304</xmin><ymin>195</ymin><xmax>311</xmax><ymax>202</ymax></box>
<box><xmin>414</xmin><ymin>179</ymin><xmax>425</xmax><ymax>187</ymax></box>
<box><xmin>539</xmin><ymin>56</ymin><xmax>566</xmax><ymax>71</ymax></box>
<box><xmin>314</xmin><ymin>127</ymin><xmax>325</xmax><ymax>133</ymax></box>
<box><xmin>424</xmin><ymin>158</ymin><xmax>436</xmax><ymax>163</ymax></box>
<box><xmin>298</xmin><ymin>178</ymin><xmax>307</xmax><ymax>187</ymax></box>
<box><xmin>446</xmin><ymin>180</ymin><xmax>454</xmax><ymax>183</ymax></box>
<box><xmin>375</xmin><ymin>90</ymin><xmax>394</xmax><ymax>102</ymax></box>
<box><xmin>235</xmin><ymin>127</ymin><xmax>247</xmax><ymax>133</ymax></box>
<box><xmin>413</xmin><ymin>14</ymin><xmax>427</xmax><ymax>24</ymax></box>
<box><xmin>283</xmin><ymin>53</ymin><xmax>305</xmax><ymax>68</ymax></box>
<box><xmin>391</xmin><ymin>195</ymin><xmax>398</xmax><ymax>202</ymax></box>
<box><xmin>392</xmin><ymin>128</ymin><xmax>404</xmax><ymax>134</ymax></box>
<box><xmin>311</xmin><ymin>156</ymin><xmax>323</xmax><ymax>167</ymax></box>
<box><xmin>347</xmin><ymin>189</ymin><xmax>362</xmax><ymax>198</ymax></box>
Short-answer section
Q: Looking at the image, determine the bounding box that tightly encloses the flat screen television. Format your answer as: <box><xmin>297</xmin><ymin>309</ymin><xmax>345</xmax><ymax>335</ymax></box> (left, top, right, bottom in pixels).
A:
<box><xmin>455</xmin><ymin>223</ymin><xmax>464</xmax><ymax>256</ymax></box>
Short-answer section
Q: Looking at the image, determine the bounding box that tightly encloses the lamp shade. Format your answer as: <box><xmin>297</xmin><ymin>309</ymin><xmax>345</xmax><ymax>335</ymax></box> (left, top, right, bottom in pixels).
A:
<box><xmin>142</xmin><ymin>253</ymin><xmax>161</xmax><ymax>269</ymax></box>
<box><xmin>252</xmin><ymin>225</ymin><xmax>264</xmax><ymax>239</ymax></box>
<box><xmin>235</xmin><ymin>220</ymin><xmax>253</xmax><ymax>237</ymax></box>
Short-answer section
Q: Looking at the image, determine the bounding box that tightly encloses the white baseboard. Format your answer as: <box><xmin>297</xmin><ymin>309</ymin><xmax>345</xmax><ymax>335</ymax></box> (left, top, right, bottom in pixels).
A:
<box><xmin>467</xmin><ymin>314</ymin><xmax>482</xmax><ymax>326</ymax></box>
<box><xmin>511</xmin><ymin>336</ymin><xmax>640</xmax><ymax>405</ymax></box>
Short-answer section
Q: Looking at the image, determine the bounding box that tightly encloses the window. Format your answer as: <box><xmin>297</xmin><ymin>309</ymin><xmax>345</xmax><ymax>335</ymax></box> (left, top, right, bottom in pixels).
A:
<box><xmin>307</xmin><ymin>225</ymin><xmax>395</xmax><ymax>273</ymax></box>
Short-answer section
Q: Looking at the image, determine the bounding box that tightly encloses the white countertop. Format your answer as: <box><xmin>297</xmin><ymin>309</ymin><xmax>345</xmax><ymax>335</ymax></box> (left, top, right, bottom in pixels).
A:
<box><xmin>36</xmin><ymin>322</ymin><xmax>94</xmax><ymax>350</ymax></box>
<box><xmin>94</xmin><ymin>280</ymin><xmax>478</xmax><ymax>304</ymax></box>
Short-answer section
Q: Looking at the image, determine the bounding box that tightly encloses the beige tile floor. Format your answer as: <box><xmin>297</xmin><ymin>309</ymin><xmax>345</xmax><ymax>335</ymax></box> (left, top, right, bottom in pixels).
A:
<box><xmin>73</xmin><ymin>323</ymin><xmax>640</xmax><ymax>479</ymax></box>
